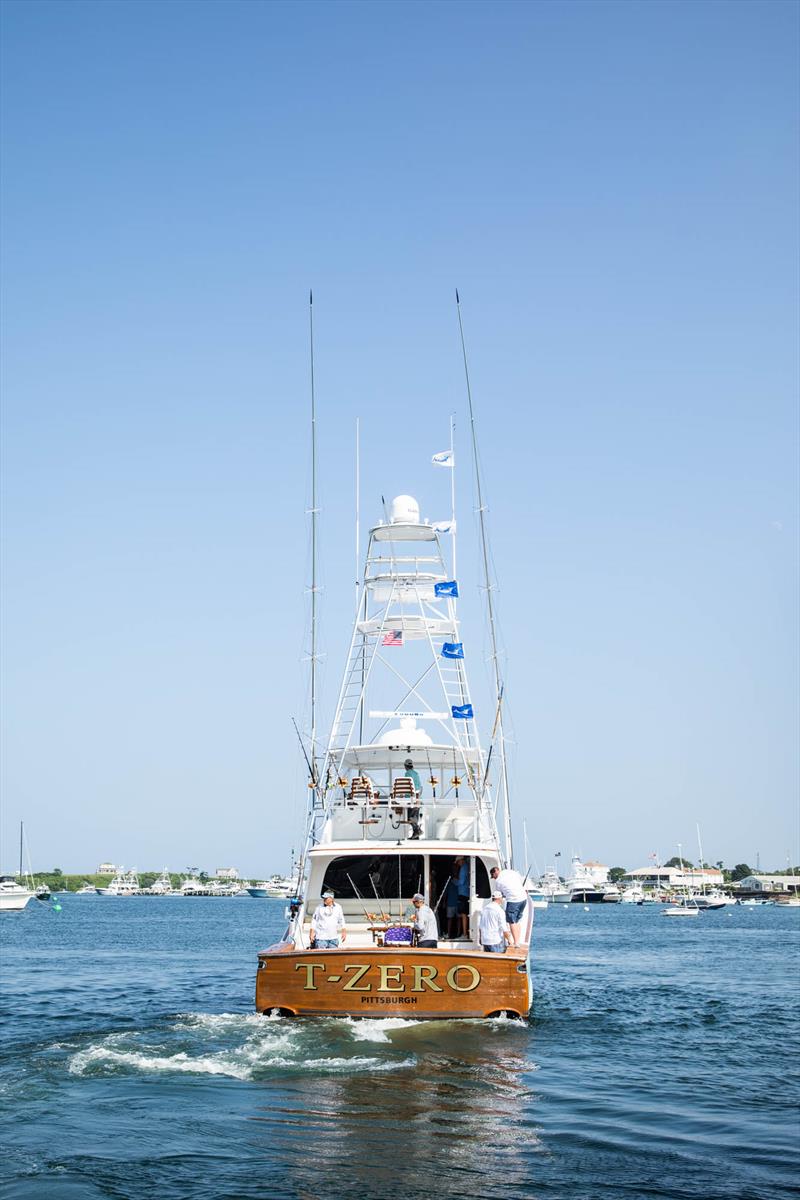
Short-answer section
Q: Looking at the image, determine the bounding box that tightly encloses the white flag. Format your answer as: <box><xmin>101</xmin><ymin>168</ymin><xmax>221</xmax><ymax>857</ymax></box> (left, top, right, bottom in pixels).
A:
<box><xmin>432</xmin><ymin>519</ymin><xmax>457</xmax><ymax>534</ymax></box>
<box><xmin>431</xmin><ymin>450</ymin><xmax>454</xmax><ymax>468</ymax></box>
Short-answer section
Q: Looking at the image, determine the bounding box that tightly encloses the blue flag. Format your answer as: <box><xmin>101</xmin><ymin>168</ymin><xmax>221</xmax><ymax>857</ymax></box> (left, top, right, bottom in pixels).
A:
<box><xmin>451</xmin><ymin>703</ymin><xmax>474</xmax><ymax>719</ymax></box>
<box><xmin>441</xmin><ymin>642</ymin><xmax>464</xmax><ymax>659</ymax></box>
<box><xmin>435</xmin><ymin>580</ymin><xmax>459</xmax><ymax>598</ymax></box>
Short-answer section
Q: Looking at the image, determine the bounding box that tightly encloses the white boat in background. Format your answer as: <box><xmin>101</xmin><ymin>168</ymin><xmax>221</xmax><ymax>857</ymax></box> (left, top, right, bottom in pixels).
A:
<box><xmin>148</xmin><ymin>870</ymin><xmax>174</xmax><ymax>895</ymax></box>
<box><xmin>691</xmin><ymin>888</ymin><xmax>728</xmax><ymax>911</ymax></box>
<box><xmin>689</xmin><ymin>828</ymin><xmax>727</xmax><ymax>910</ymax></box>
<box><xmin>621</xmin><ymin>885</ymin><xmax>644</xmax><ymax>904</ymax></box>
<box><xmin>96</xmin><ymin>870</ymin><xmax>140</xmax><ymax>896</ymax></box>
<box><xmin>553</xmin><ymin>856</ymin><xmax>609</xmax><ymax>903</ymax></box>
<box><xmin>247</xmin><ymin>873</ymin><xmax>299</xmax><ymax>898</ymax></box>
<box><xmin>662</xmin><ymin>845</ymin><xmax>700</xmax><ymax>916</ymax></box>
<box><xmin>180</xmin><ymin>876</ymin><xmax>205</xmax><ymax>895</ymax></box>
<box><xmin>528</xmin><ymin>868</ymin><xmax>568</xmax><ymax>905</ymax></box>
<box><xmin>0</xmin><ymin>876</ymin><xmax>35</xmax><ymax>912</ymax></box>
<box><xmin>15</xmin><ymin>823</ymin><xmax>51</xmax><ymax>902</ymax></box>
<box><xmin>246</xmin><ymin>882</ymin><xmax>270</xmax><ymax>898</ymax></box>
<box><xmin>76</xmin><ymin>882</ymin><xmax>97</xmax><ymax>894</ymax></box>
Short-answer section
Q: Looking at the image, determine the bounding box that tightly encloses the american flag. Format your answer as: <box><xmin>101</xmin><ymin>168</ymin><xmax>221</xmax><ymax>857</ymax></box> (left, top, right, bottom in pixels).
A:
<box><xmin>382</xmin><ymin>629</ymin><xmax>403</xmax><ymax>647</ymax></box>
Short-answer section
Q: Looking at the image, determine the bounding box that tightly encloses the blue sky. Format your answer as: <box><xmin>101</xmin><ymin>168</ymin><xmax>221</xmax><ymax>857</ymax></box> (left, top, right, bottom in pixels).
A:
<box><xmin>1</xmin><ymin>0</ymin><xmax>797</xmax><ymax>877</ymax></box>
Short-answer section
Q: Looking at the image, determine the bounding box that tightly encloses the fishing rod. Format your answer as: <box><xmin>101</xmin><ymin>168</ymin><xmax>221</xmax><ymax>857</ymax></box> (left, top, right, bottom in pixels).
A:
<box><xmin>367</xmin><ymin>870</ymin><xmax>389</xmax><ymax>922</ymax></box>
<box><xmin>482</xmin><ymin>684</ymin><xmax>505</xmax><ymax>795</ymax></box>
<box><xmin>346</xmin><ymin>873</ymin><xmax>376</xmax><ymax>926</ymax></box>
<box><xmin>291</xmin><ymin>717</ymin><xmax>317</xmax><ymax>793</ymax></box>
<box><xmin>424</xmin><ymin>746</ymin><xmax>437</xmax><ymax>798</ymax></box>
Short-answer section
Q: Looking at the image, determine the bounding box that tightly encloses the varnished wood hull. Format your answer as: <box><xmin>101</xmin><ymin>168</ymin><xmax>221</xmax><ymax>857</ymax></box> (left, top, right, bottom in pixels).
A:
<box><xmin>255</xmin><ymin>944</ymin><xmax>531</xmax><ymax>1019</ymax></box>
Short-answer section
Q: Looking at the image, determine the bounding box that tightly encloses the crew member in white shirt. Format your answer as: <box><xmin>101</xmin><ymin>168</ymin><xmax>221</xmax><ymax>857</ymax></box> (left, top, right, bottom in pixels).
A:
<box><xmin>310</xmin><ymin>891</ymin><xmax>347</xmax><ymax>948</ymax></box>
<box><xmin>490</xmin><ymin>865</ymin><xmax>528</xmax><ymax>947</ymax></box>
<box><xmin>479</xmin><ymin>891</ymin><xmax>512</xmax><ymax>953</ymax></box>
<box><xmin>410</xmin><ymin>892</ymin><xmax>438</xmax><ymax>948</ymax></box>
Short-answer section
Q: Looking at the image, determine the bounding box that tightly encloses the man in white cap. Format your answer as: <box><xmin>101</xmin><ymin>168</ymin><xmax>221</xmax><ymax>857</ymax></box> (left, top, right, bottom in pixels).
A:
<box><xmin>309</xmin><ymin>891</ymin><xmax>346</xmax><ymax>948</ymax></box>
<box><xmin>489</xmin><ymin>865</ymin><xmax>528</xmax><ymax>947</ymax></box>
<box><xmin>478</xmin><ymin>891</ymin><xmax>512</xmax><ymax>953</ymax></box>
<box><xmin>410</xmin><ymin>892</ymin><xmax>438</xmax><ymax>948</ymax></box>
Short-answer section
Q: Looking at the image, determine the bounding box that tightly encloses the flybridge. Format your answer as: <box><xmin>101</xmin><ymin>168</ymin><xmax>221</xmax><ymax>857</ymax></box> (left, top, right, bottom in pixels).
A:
<box><xmin>321</xmin><ymin>494</ymin><xmax>481</xmax><ymax>787</ymax></box>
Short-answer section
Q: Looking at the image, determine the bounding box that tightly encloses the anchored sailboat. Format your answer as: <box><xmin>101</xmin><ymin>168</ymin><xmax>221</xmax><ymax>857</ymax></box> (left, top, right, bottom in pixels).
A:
<box><xmin>255</xmin><ymin>296</ymin><xmax>532</xmax><ymax>1019</ymax></box>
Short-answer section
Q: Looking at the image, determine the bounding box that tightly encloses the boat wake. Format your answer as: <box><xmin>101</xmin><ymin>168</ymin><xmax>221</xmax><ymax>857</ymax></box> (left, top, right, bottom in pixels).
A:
<box><xmin>65</xmin><ymin>1012</ymin><xmax>418</xmax><ymax>1081</ymax></box>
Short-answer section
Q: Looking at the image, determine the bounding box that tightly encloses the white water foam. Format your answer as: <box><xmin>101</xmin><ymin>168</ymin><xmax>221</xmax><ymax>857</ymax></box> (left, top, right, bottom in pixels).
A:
<box><xmin>66</xmin><ymin>1016</ymin><xmax>416</xmax><ymax>1081</ymax></box>
<box><xmin>343</xmin><ymin>1017</ymin><xmax>420</xmax><ymax>1043</ymax></box>
<box><xmin>68</xmin><ymin>1044</ymin><xmax>256</xmax><ymax>1081</ymax></box>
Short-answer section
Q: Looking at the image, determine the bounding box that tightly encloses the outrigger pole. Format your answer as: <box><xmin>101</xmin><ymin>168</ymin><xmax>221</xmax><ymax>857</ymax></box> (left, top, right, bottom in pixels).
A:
<box><xmin>455</xmin><ymin>290</ymin><xmax>514</xmax><ymax>867</ymax></box>
<box><xmin>309</xmin><ymin>289</ymin><xmax>319</xmax><ymax>792</ymax></box>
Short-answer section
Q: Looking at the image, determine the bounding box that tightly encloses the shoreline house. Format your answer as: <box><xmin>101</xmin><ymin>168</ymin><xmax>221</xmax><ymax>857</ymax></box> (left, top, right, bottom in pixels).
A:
<box><xmin>734</xmin><ymin>874</ymin><xmax>800</xmax><ymax>898</ymax></box>
<box><xmin>624</xmin><ymin>866</ymin><xmax>723</xmax><ymax>890</ymax></box>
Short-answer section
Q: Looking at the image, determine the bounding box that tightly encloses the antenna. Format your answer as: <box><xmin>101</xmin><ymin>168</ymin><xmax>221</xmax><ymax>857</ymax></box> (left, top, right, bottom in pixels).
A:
<box><xmin>355</xmin><ymin>417</ymin><xmax>360</xmax><ymax>602</ymax></box>
<box><xmin>309</xmin><ymin>290</ymin><xmax>318</xmax><ymax>787</ymax></box>
<box><xmin>449</xmin><ymin>411</ymin><xmax>457</xmax><ymax>580</ymax></box>
<box><xmin>455</xmin><ymin>290</ymin><xmax>513</xmax><ymax>866</ymax></box>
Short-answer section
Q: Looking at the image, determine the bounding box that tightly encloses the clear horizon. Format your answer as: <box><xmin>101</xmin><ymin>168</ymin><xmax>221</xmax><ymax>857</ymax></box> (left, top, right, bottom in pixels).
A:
<box><xmin>1</xmin><ymin>0</ymin><xmax>798</xmax><ymax>877</ymax></box>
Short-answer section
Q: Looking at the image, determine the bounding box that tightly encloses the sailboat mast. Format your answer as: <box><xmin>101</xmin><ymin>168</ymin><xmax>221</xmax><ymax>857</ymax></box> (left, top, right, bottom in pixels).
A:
<box><xmin>309</xmin><ymin>290</ymin><xmax>318</xmax><ymax>787</ymax></box>
<box><xmin>696</xmin><ymin>823</ymin><xmax>707</xmax><ymax>897</ymax></box>
<box><xmin>19</xmin><ymin>821</ymin><xmax>22</xmax><ymax>878</ymax></box>
<box><xmin>455</xmin><ymin>290</ymin><xmax>513</xmax><ymax>865</ymax></box>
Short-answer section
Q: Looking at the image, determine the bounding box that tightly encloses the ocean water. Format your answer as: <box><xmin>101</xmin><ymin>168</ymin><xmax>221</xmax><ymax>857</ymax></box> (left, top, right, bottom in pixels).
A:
<box><xmin>1</xmin><ymin>898</ymin><xmax>798</xmax><ymax>1200</ymax></box>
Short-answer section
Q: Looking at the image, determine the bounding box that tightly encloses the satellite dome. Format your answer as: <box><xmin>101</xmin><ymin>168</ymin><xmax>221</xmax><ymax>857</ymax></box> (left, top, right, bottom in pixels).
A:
<box><xmin>389</xmin><ymin>495</ymin><xmax>420</xmax><ymax>524</ymax></box>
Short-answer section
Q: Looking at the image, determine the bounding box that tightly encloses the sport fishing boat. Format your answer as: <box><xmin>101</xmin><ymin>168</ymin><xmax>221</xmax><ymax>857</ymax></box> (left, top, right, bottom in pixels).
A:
<box><xmin>247</xmin><ymin>873</ymin><xmax>299</xmax><ymax>899</ymax></box>
<box><xmin>255</xmin><ymin>296</ymin><xmax>532</xmax><ymax>1020</ymax></box>
<box><xmin>96</xmin><ymin>870</ymin><xmax>140</xmax><ymax>896</ymax></box>
<box><xmin>552</xmin><ymin>856</ymin><xmax>608</xmax><ymax>903</ymax></box>
<box><xmin>148</xmin><ymin>870</ymin><xmax>174</xmax><ymax>895</ymax></box>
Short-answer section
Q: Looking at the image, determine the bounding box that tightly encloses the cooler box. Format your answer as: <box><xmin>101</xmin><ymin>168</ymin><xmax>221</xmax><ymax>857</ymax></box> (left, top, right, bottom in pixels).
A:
<box><xmin>384</xmin><ymin>926</ymin><xmax>413</xmax><ymax>945</ymax></box>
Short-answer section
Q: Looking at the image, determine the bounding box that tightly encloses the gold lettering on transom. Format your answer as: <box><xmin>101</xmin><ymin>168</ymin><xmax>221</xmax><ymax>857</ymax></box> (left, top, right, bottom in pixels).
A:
<box><xmin>411</xmin><ymin>964</ymin><xmax>443</xmax><ymax>993</ymax></box>
<box><xmin>377</xmin><ymin>965</ymin><xmax>404</xmax><ymax>992</ymax></box>
<box><xmin>342</xmin><ymin>963</ymin><xmax>372</xmax><ymax>991</ymax></box>
<box><xmin>295</xmin><ymin>963</ymin><xmax>326</xmax><ymax>990</ymax></box>
<box><xmin>446</xmin><ymin>964</ymin><xmax>481</xmax><ymax>992</ymax></box>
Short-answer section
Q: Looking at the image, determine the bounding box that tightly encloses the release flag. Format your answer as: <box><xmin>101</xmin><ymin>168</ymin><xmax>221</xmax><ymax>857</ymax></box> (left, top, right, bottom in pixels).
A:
<box><xmin>441</xmin><ymin>642</ymin><xmax>464</xmax><ymax>659</ymax></box>
<box><xmin>431</xmin><ymin>450</ymin><xmax>454</xmax><ymax>468</ymax></box>
<box><xmin>382</xmin><ymin>630</ymin><xmax>403</xmax><ymax>647</ymax></box>
<box><xmin>451</xmin><ymin>703</ymin><xmax>474</xmax><ymax>720</ymax></box>
<box><xmin>434</xmin><ymin>580</ymin><xmax>459</xmax><ymax>598</ymax></box>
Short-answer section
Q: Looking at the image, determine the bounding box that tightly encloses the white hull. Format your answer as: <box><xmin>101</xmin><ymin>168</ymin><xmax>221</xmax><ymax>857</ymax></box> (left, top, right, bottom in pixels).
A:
<box><xmin>0</xmin><ymin>888</ymin><xmax>34</xmax><ymax>911</ymax></box>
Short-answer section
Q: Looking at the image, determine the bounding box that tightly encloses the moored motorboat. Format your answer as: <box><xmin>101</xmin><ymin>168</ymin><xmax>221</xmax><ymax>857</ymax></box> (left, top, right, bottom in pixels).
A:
<box><xmin>96</xmin><ymin>870</ymin><xmax>140</xmax><ymax>896</ymax></box>
<box><xmin>148</xmin><ymin>870</ymin><xmax>174</xmax><ymax>895</ymax></box>
<box><xmin>0</xmin><ymin>876</ymin><xmax>35</xmax><ymax>912</ymax></box>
